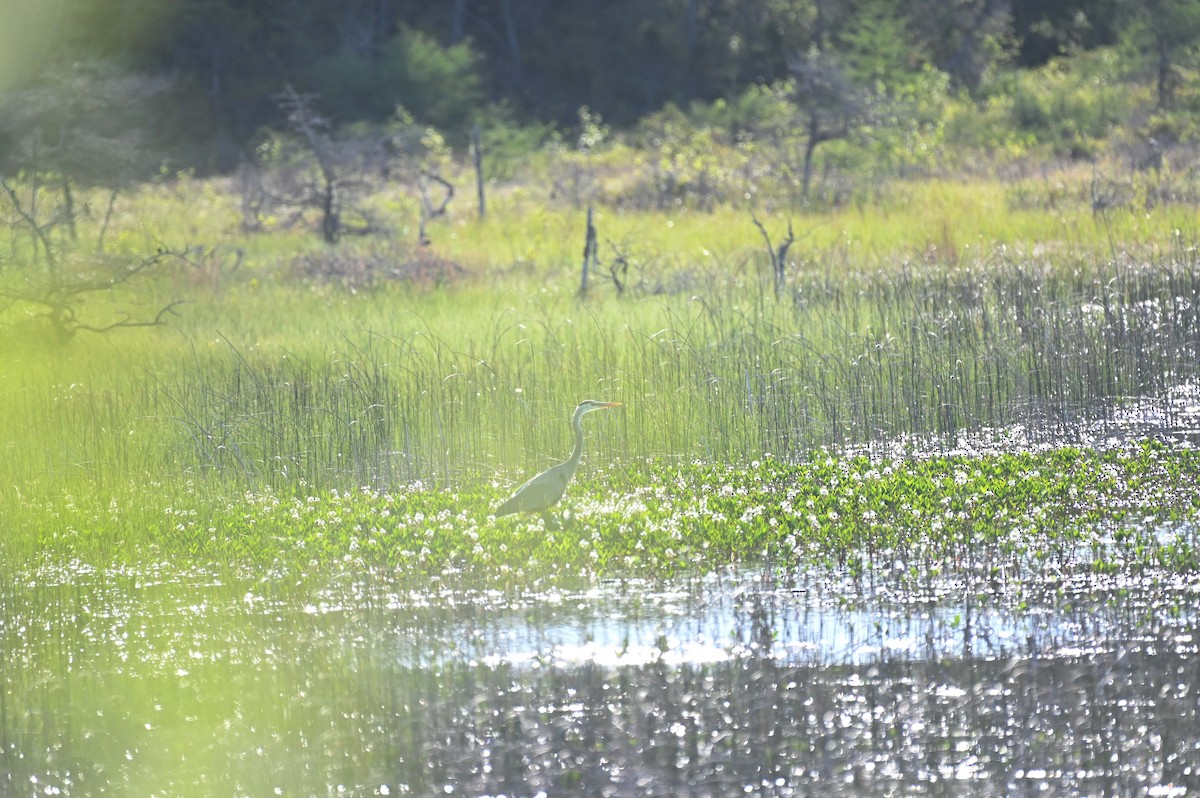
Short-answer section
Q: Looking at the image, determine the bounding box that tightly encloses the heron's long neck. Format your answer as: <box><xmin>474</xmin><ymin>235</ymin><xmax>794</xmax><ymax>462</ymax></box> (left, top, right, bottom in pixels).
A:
<box><xmin>567</xmin><ymin>408</ymin><xmax>587</xmax><ymax>467</ymax></box>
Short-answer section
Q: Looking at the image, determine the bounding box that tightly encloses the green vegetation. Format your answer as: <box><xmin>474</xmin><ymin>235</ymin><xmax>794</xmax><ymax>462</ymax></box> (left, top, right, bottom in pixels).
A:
<box><xmin>6</xmin><ymin>0</ymin><xmax>1200</xmax><ymax>166</ymax></box>
<box><xmin>4</xmin><ymin>5</ymin><xmax>1200</xmax><ymax>587</ymax></box>
<box><xmin>5</xmin><ymin>8</ymin><xmax>1200</xmax><ymax>795</ymax></box>
<box><xmin>19</xmin><ymin>442</ymin><xmax>1199</xmax><ymax>589</ymax></box>
<box><xmin>6</xmin><ymin>1</ymin><xmax>1200</xmax><ymax>193</ymax></box>
<box><xmin>2</xmin><ymin>162</ymin><xmax>1199</xmax><ymax>587</ymax></box>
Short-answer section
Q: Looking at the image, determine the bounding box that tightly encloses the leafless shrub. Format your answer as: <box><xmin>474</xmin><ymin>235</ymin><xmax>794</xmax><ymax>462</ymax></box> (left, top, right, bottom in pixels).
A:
<box><xmin>290</xmin><ymin>241</ymin><xmax>466</xmax><ymax>289</ymax></box>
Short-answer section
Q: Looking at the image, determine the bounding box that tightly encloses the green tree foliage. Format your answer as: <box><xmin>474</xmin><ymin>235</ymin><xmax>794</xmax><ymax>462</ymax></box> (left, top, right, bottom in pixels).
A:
<box><xmin>0</xmin><ymin>60</ymin><xmax>173</xmax><ymax>245</ymax></box>
<box><xmin>0</xmin><ymin>61</ymin><xmax>170</xmax><ymax>186</ymax></box>
<box><xmin>0</xmin><ymin>0</ymin><xmax>1198</xmax><ymax>176</ymax></box>
<box><xmin>1117</xmin><ymin>0</ymin><xmax>1200</xmax><ymax>110</ymax></box>
<box><xmin>838</xmin><ymin>0</ymin><xmax>923</xmax><ymax>86</ymax></box>
<box><xmin>1009</xmin><ymin>49</ymin><xmax>1131</xmax><ymax>156</ymax></box>
<box><xmin>904</xmin><ymin>0</ymin><xmax>1015</xmax><ymax>93</ymax></box>
<box><xmin>1010</xmin><ymin>0</ymin><xmax>1122</xmax><ymax>63</ymax></box>
<box><xmin>783</xmin><ymin>0</ymin><xmax>947</xmax><ymax>196</ymax></box>
<box><xmin>312</xmin><ymin>28</ymin><xmax>482</xmax><ymax>131</ymax></box>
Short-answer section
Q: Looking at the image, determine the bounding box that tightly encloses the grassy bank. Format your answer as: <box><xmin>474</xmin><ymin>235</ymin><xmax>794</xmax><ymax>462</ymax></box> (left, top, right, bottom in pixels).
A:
<box><xmin>2</xmin><ymin>172</ymin><xmax>1200</xmax><ymax>578</ymax></box>
<box><xmin>10</xmin><ymin>443</ymin><xmax>1199</xmax><ymax>590</ymax></box>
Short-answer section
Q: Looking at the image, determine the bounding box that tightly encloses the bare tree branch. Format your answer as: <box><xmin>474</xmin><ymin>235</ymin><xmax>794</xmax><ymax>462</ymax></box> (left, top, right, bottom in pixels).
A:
<box><xmin>750</xmin><ymin>208</ymin><xmax>795</xmax><ymax>298</ymax></box>
<box><xmin>70</xmin><ymin>299</ymin><xmax>188</xmax><ymax>334</ymax></box>
<box><xmin>1</xmin><ymin>175</ymin><xmax>59</xmax><ymax>270</ymax></box>
<box><xmin>0</xmin><ymin>248</ymin><xmax>189</xmax><ymax>340</ymax></box>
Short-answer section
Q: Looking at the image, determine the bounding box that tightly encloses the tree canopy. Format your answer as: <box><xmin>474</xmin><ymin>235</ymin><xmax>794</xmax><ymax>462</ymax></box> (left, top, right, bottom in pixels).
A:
<box><xmin>0</xmin><ymin>0</ymin><xmax>1194</xmax><ymax>175</ymax></box>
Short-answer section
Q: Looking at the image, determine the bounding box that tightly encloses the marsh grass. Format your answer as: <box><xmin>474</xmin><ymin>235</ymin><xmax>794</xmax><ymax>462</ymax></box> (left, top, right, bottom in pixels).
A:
<box><xmin>3</xmin><ymin>173</ymin><xmax>1200</xmax><ymax>576</ymax></box>
<box><xmin>14</xmin><ymin>437</ymin><xmax>1199</xmax><ymax>597</ymax></box>
<box><xmin>20</xmin><ymin>244</ymin><xmax>1200</xmax><ymax>486</ymax></box>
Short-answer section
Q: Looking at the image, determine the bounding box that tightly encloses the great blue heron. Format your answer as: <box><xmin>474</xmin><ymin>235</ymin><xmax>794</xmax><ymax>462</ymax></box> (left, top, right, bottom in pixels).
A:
<box><xmin>494</xmin><ymin>399</ymin><xmax>622</xmax><ymax>517</ymax></box>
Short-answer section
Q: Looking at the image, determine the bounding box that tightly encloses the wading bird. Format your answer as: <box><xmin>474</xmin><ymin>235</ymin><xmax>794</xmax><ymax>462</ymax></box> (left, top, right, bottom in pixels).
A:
<box><xmin>494</xmin><ymin>400</ymin><xmax>622</xmax><ymax>518</ymax></box>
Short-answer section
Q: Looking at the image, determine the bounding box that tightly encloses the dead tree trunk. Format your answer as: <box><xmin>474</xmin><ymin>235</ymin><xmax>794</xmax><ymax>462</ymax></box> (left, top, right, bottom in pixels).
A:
<box><xmin>61</xmin><ymin>174</ymin><xmax>78</xmax><ymax>243</ymax></box>
<box><xmin>319</xmin><ymin>178</ymin><xmax>340</xmax><ymax>244</ymax></box>
<box><xmin>418</xmin><ymin>171</ymin><xmax>454</xmax><ymax>245</ymax></box>
<box><xmin>472</xmin><ymin>122</ymin><xmax>486</xmax><ymax>220</ymax></box>
<box><xmin>1</xmin><ymin>175</ymin><xmax>58</xmax><ymax>274</ymax></box>
<box><xmin>801</xmin><ymin>121</ymin><xmax>819</xmax><ymax>200</ymax></box>
<box><xmin>751</xmin><ymin>209</ymin><xmax>795</xmax><ymax>299</ymax></box>
<box><xmin>97</xmin><ymin>186</ymin><xmax>119</xmax><ymax>253</ymax></box>
<box><xmin>277</xmin><ymin>85</ymin><xmax>341</xmax><ymax>243</ymax></box>
<box><xmin>580</xmin><ymin>205</ymin><xmax>597</xmax><ymax>296</ymax></box>
<box><xmin>801</xmin><ymin>113</ymin><xmax>845</xmax><ymax>201</ymax></box>
<box><xmin>1157</xmin><ymin>42</ymin><xmax>1174</xmax><ymax>109</ymax></box>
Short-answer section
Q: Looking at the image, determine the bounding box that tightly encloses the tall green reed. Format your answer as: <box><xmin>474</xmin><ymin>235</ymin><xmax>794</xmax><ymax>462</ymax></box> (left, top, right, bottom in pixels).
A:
<box><xmin>3</xmin><ymin>242</ymin><xmax>1200</xmax><ymax>507</ymax></box>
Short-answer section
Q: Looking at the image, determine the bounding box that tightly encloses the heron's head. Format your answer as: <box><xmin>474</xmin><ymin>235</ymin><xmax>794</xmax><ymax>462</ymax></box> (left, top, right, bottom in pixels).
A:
<box><xmin>576</xmin><ymin>399</ymin><xmax>623</xmax><ymax>416</ymax></box>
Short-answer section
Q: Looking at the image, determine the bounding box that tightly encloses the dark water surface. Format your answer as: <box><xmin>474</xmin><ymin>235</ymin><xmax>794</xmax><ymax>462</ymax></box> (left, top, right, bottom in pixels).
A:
<box><xmin>3</xmin><ymin>557</ymin><xmax>1198</xmax><ymax>797</ymax></box>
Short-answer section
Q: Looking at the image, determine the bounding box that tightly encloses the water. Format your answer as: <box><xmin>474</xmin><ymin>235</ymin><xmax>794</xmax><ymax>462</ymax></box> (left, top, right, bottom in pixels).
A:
<box><xmin>3</xmin><ymin>556</ymin><xmax>1198</xmax><ymax>796</ymax></box>
<box><xmin>848</xmin><ymin>378</ymin><xmax>1200</xmax><ymax>460</ymax></box>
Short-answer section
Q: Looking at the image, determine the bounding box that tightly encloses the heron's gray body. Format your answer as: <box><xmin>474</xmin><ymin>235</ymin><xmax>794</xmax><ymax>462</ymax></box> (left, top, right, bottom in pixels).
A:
<box><xmin>494</xmin><ymin>400</ymin><xmax>620</xmax><ymax>517</ymax></box>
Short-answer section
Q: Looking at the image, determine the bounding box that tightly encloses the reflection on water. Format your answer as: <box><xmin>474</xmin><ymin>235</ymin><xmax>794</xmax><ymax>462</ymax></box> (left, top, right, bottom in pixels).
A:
<box><xmin>2</xmin><ymin>558</ymin><xmax>1198</xmax><ymax>796</ymax></box>
<box><xmin>846</xmin><ymin>379</ymin><xmax>1200</xmax><ymax>459</ymax></box>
